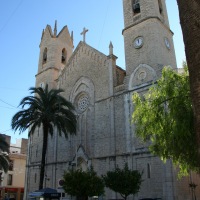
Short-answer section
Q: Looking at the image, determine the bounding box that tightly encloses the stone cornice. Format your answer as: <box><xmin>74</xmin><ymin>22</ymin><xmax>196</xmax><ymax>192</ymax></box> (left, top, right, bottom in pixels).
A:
<box><xmin>122</xmin><ymin>16</ymin><xmax>173</xmax><ymax>35</ymax></box>
<box><xmin>35</xmin><ymin>67</ymin><xmax>59</xmax><ymax>77</ymax></box>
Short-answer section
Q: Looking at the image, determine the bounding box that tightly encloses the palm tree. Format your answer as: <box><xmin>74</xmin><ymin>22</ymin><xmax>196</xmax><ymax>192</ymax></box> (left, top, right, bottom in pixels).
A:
<box><xmin>0</xmin><ymin>134</ymin><xmax>9</xmax><ymax>173</ymax></box>
<box><xmin>176</xmin><ymin>1</ymin><xmax>200</xmax><ymax>157</ymax></box>
<box><xmin>11</xmin><ymin>85</ymin><xmax>77</xmax><ymax>189</ymax></box>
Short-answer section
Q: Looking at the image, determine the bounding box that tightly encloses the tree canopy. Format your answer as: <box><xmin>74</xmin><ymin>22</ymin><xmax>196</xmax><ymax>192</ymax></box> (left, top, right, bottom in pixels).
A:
<box><xmin>102</xmin><ymin>163</ymin><xmax>142</xmax><ymax>200</ymax></box>
<box><xmin>63</xmin><ymin>167</ymin><xmax>104</xmax><ymax>200</ymax></box>
<box><xmin>132</xmin><ymin>65</ymin><xmax>199</xmax><ymax>176</ymax></box>
<box><xmin>11</xmin><ymin>85</ymin><xmax>76</xmax><ymax>137</ymax></box>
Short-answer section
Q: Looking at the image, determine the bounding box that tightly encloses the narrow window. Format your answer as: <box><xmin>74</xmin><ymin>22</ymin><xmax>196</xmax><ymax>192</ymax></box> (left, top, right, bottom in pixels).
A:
<box><xmin>36</xmin><ymin>145</ymin><xmax>38</xmax><ymax>157</ymax></box>
<box><xmin>7</xmin><ymin>174</ymin><xmax>13</xmax><ymax>185</ymax></box>
<box><xmin>147</xmin><ymin>163</ymin><xmax>151</xmax><ymax>179</ymax></box>
<box><xmin>43</xmin><ymin>48</ymin><xmax>47</xmax><ymax>64</ymax></box>
<box><xmin>158</xmin><ymin>0</ymin><xmax>163</xmax><ymax>14</ymax></box>
<box><xmin>35</xmin><ymin>173</ymin><xmax>37</xmax><ymax>183</ymax></box>
<box><xmin>61</xmin><ymin>48</ymin><xmax>67</xmax><ymax>64</ymax></box>
<box><xmin>38</xmin><ymin>126</ymin><xmax>40</xmax><ymax>137</ymax></box>
<box><xmin>132</xmin><ymin>0</ymin><xmax>140</xmax><ymax>14</ymax></box>
<box><xmin>9</xmin><ymin>160</ymin><xmax>14</xmax><ymax>171</ymax></box>
<box><xmin>40</xmin><ymin>82</ymin><xmax>45</xmax><ymax>89</ymax></box>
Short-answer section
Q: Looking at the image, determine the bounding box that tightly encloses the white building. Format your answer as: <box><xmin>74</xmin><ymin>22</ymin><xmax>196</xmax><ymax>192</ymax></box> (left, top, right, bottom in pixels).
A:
<box><xmin>0</xmin><ymin>135</ymin><xmax>27</xmax><ymax>200</ymax></box>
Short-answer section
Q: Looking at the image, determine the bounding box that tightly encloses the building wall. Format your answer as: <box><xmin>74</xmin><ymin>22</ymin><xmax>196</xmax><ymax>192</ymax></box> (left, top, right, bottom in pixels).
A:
<box><xmin>2</xmin><ymin>155</ymin><xmax>26</xmax><ymax>188</ymax></box>
<box><xmin>0</xmin><ymin>136</ymin><xmax>27</xmax><ymax>200</ymax></box>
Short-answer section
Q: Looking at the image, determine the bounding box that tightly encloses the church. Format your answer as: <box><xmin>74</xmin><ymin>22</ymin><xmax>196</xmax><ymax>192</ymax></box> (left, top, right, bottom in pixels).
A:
<box><xmin>24</xmin><ymin>0</ymin><xmax>200</xmax><ymax>199</ymax></box>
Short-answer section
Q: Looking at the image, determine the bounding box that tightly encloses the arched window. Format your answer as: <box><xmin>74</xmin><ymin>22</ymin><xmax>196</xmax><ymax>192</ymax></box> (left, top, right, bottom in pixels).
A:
<box><xmin>39</xmin><ymin>82</ymin><xmax>45</xmax><ymax>89</ymax></box>
<box><xmin>43</xmin><ymin>48</ymin><xmax>47</xmax><ymax>64</ymax></box>
<box><xmin>158</xmin><ymin>0</ymin><xmax>163</xmax><ymax>14</ymax></box>
<box><xmin>132</xmin><ymin>0</ymin><xmax>140</xmax><ymax>14</ymax></box>
<box><xmin>61</xmin><ymin>48</ymin><xmax>67</xmax><ymax>64</ymax></box>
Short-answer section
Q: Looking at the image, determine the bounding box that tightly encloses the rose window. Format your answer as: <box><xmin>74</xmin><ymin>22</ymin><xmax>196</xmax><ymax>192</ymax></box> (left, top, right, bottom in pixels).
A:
<box><xmin>77</xmin><ymin>95</ymin><xmax>89</xmax><ymax>112</ymax></box>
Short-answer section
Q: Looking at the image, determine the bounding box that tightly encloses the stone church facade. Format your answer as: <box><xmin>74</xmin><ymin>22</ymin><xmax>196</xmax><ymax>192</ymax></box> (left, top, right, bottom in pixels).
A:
<box><xmin>25</xmin><ymin>0</ymin><xmax>200</xmax><ymax>199</ymax></box>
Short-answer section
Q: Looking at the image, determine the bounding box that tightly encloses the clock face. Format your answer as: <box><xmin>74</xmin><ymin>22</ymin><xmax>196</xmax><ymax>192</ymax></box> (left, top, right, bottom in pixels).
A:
<box><xmin>134</xmin><ymin>36</ymin><xmax>143</xmax><ymax>48</ymax></box>
<box><xmin>164</xmin><ymin>37</ymin><xmax>170</xmax><ymax>49</ymax></box>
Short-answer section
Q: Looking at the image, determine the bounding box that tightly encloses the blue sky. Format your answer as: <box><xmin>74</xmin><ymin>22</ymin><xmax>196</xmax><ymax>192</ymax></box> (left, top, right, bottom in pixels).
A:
<box><xmin>0</xmin><ymin>0</ymin><xmax>185</xmax><ymax>143</ymax></box>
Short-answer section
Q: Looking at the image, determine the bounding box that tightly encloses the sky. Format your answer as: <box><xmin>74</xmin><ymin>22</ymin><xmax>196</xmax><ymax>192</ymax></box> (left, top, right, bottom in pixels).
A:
<box><xmin>0</xmin><ymin>0</ymin><xmax>185</xmax><ymax>143</ymax></box>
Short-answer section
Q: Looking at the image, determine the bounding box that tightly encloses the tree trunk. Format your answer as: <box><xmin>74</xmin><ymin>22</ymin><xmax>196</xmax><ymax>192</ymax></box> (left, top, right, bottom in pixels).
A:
<box><xmin>76</xmin><ymin>196</ymin><xmax>88</xmax><ymax>200</ymax></box>
<box><xmin>39</xmin><ymin>124</ymin><xmax>49</xmax><ymax>190</ymax></box>
<box><xmin>176</xmin><ymin>0</ymin><xmax>200</xmax><ymax>157</ymax></box>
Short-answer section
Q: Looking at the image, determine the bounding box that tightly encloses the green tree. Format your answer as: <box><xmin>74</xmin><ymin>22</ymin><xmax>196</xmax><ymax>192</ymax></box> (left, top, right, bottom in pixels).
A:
<box><xmin>0</xmin><ymin>134</ymin><xmax>9</xmax><ymax>172</ymax></box>
<box><xmin>132</xmin><ymin>66</ymin><xmax>199</xmax><ymax>175</ymax></box>
<box><xmin>102</xmin><ymin>163</ymin><xmax>142</xmax><ymax>200</ymax></box>
<box><xmin>63</xmin><ymin>167</ymin><xmax>104</xmax><ymax>200</ymax></box>
<box><xmin>11</xmin><ymin>85</ymin><xmax>77</xmax><ymax>189</ymax></box>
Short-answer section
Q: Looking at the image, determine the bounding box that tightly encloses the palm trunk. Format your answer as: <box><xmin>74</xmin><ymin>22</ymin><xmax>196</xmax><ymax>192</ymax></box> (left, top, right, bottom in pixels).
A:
<box><xmin>176</xmin><ymin>0</ymin><xmax>200</xmax><ymax>159</ymax></box>
<box><xmin>39</xmin><ymin>124</ymin><xmax>49</xmax><ymax>190</ymax></box>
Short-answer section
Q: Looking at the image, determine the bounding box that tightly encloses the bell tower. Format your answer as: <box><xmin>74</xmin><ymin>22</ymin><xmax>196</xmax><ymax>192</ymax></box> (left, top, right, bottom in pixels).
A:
<box><xmin>36</xmin><ymin>21</ymin><xmax>74</xmax><ymax>89</ymax></box>
<box><xmin>122</xmin><ymin>0</ymin><xmax>177</xmax><ymax>89</ymax></box>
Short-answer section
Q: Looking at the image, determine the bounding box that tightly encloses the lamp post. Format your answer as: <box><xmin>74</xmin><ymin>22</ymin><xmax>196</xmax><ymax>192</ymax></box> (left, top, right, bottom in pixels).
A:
<box><xmin>189</xmin><ymin>182</ymin><xmax>197</xmax><ymax>200</ymax></box>
<box><xmin>44</xmin><ymin>175</ymin><xmax>50</xmax><ymax>188</ymax></box>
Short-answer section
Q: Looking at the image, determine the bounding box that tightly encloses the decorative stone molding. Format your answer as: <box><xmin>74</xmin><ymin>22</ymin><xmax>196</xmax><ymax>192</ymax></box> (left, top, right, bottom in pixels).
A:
<box><xmin>70</xmin><ymin>145</ymin><xmax>91</xmax><ymax>171</ymax></box>
<box><xmin>128</xmin><ymin>64</ymin><xmax>157</xmax><ymax>90</ymax></box>
<box><xmin>70</xmin><ymin>77</ymin><xmax>94</xmax><ymax>104</ymax></box>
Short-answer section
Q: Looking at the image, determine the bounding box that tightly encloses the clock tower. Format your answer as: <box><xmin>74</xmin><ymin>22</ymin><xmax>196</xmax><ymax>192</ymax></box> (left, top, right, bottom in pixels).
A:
<box><xmin>122</xmin><ymin>0</ymin><xmax>177</xmax><ymax>89</ymax></box>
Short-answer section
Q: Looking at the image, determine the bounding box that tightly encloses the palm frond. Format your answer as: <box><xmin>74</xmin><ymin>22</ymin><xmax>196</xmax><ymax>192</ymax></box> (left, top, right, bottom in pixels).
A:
<box><xmin>0</xmin><ymin>153</ymin><xmax>9</xmax><ymax>172</ymax></box>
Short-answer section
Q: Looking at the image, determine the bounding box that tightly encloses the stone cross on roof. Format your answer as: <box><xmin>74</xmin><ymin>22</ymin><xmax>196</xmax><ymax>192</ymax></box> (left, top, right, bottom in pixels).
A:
<box><xmin>81</xmin><ymin>27</ymin><xmax>88</xmax><ymax>43</ymax></box>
